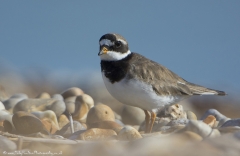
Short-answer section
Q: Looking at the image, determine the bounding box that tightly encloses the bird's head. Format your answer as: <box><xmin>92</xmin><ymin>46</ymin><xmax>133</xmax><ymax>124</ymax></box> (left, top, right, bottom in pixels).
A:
<box><xmin>98</xmin><ymin>33</ymin><xmax>131</xmax><ymax>61</ymax></box>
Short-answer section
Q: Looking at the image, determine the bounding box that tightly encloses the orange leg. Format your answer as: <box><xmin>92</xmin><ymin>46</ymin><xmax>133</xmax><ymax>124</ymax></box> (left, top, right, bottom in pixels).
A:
<box><xmin>143</xmin><ymin>110</ymin><xmax>150</xmax><ymax>133</ymax></box>
<box><xmin>149</xmin><ymin>112</ymin><xmax>156</xmax><ymax>133</ymax></box>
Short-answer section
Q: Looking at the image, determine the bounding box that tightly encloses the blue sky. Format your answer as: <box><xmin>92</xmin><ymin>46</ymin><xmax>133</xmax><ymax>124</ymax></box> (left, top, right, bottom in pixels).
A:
<box><xmin>0</xmin><ymin>1</ymin><xmax>240</xmax><ymax>93</ymax></box>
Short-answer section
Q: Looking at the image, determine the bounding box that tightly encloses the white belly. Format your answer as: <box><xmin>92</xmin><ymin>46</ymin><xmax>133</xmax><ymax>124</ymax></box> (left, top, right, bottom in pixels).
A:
<box><xmin>102</xmin><ymin>73</ymin><xmax>181</xmax><ymax>111</ymax></box>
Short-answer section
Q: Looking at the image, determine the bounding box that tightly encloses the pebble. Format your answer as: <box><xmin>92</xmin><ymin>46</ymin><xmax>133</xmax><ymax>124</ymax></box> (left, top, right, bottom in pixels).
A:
<box><xmin>0</xmin><ymin>101</ymin><xmax>5</xmax><ymax>110</ymax></box>
<box><xmin>3</xmin><ymin>94</ymin><xmax>28</xmax><ymax>111</ymax></box>
<box><xmin>182</xmin><ymin>120</ymin><xmax>215</xmax><ymax>138</ymax></box>
<box><xmin>10</xmin><ymin>93</ymin><xmax>28</xmax><ymax>99</ymax></box>
<box><xmin>0</xmin><ymin>110</ymin><xmax>14</xmax><ymax>132</ymax></box>
<box><xmin>186</xmin><ymin>110</ymin><xmax>197</xmax><ymax>120</ymax></box>
<box><xmin>64</xmin><ymin>96</ymin><xmax>76</xmax><ymax>116</ymax></box>
<box><xmin>32</xmin><ymin>110</ymin><xmax>59</xmax><ymax>130</ymax></box>
<box><xmin>55</xmin><ymin>121</ymin><xmax>86</xmax><ymax>137</ymax></box>
<box><xmin>87</xmin><ymin>120</ymin><xmax>123</xmax><ymax>133</ymax></box>
<box><xmin>64</xmin><ymin>96</ymin><xmax>77</xmax><ymax>103</ymax></box>
<box><xmin>51</xmin><ymin>94</ymin><xmax>64</xmax><ymax>100</ymax></box>
<box><xmin>76</xmin><ymin>128</ymin><xmax>117</xmax><ymax>141</ymax></box>
<box><xmin>201</xmin><ymin>109</ymin><xmax>230</xmax><ymax>127</ymax></box>
<box><xmin>13</xmin><ymin>98</ymin><xmax>66</xmax><ymax>117</ymax></box>
<box><xmin>118</xmin><ymin>126</ymin><xmax>142</xmax><ymax>141</ymax></box>
<box><xmin>61</xmin><ymin>87</ymin><xmax>84</xmax><ymax>99</ymax></box>
<box><xmin>209</xmin><ymin>129</ymin><xmax>221</xmax><ymax>138</ymax></box>
<box><xmin>3</xmin><ymin>120</ymin><xmax>14</xmax><ymax>133</ymax></box>
<box><xmin>12</xmin><ymin>111</ymin><xmax>46</xmax><ymax>135</ymax></box>
<box><xmin>86</xmin><ymin>104</ymin><xmax>115</xmax><ymax>125</ymax></box>
<box><xmin>203</xmin><ymin>115</ymin><xmax>216</xmax><ymax>127</ymax></box>
<box><xmin>121</xmin><ymin>105</ymin><xmax>145</xmax><ymax>125</ymax></box>
<box><xmin>13</xmin><ymin>98</ymin><xmax>55</xmax><ymax>113</ymax></box>
<box><xmin>65</xmin><ymin>101</ymin><xmax>75</xmax><ymax>114</ymax></box>
<box><xmin>221</xmin><ymin>119</ymin><xmax>240</xmax><ymax>127</ymax></box>
<box><xmin>73</xmin><ymin>94</ymin><xmax>94</xmax><ymax>123</ymax></box>
<box><xmin>46</xmin><ymin>100</ymin><xmax>66</xmax><ymax>117</ymax></box>
<box><xmin>58</xmin><ymin>114</ymin><xmax>69</xmax><ymax>129</ymax></box>
<box><xmin>36</xmin><ymin>92</ymin><xmax>51</xmax><ymax>99</ymax></box>
<box><xmin>41</xmin><ymin>118</ymin><xmax>58</xmax><ymax>134</ymax></box>
<box><xmin>0</xmin><ymin>136</ymin><xmax>17</xmax><ymax>152</ymax></box>
<box><xmin>218</xmin><ymin>126</ymin><xmax>240</xmax><ymax>134</ymax></box>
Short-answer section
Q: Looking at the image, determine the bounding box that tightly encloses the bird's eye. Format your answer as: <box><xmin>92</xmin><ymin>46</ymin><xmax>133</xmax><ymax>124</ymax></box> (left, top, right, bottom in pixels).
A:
<box><xmin>115</xmin><ymin>41</ymin><xmax>121</xmax><ymax>48</ymax></box>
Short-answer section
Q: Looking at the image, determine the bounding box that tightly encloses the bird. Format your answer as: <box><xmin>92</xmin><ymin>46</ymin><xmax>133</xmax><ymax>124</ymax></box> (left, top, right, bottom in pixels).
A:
<box><xmin>98</xmin><ymin>33</ymin><xmax>226</xmax><ymax>133</ymax></box>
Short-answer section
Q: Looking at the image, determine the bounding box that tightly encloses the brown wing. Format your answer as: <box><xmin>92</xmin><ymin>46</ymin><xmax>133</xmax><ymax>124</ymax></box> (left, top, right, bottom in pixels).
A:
<box><xmin>127</xmin><ymin>53</ymin><xmax>225</xmax><ymax>96</ymax></box>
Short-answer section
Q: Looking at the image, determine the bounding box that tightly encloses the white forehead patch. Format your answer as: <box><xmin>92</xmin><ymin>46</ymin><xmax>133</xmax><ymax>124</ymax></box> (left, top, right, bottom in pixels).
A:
<box><xmin>100</xmin><ymin>50</ymin><xmax>131</xmax><ymax>61</ymax></box>
<box><xmin>99</xmin><ymin>39</ymin><xmax>128</xmax><ymax>46</ymax></box>
<box><xmin>99</xmin><ymin>39</ymin><xmax>113</xmax><ymax>46</ymax></box>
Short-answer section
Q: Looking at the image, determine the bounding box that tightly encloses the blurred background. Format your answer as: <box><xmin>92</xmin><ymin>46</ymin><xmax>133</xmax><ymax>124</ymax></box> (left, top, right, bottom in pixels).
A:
<box><xmin>0</xmin><ymin>1</ymin><xmax>240</xmax><ymax>117</ymax></box>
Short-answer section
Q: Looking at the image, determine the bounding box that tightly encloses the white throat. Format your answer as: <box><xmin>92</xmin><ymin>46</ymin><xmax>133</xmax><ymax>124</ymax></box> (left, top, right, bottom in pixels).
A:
<box><xmin>100</xmin><ymin>50</ymin><xmax>131</xmax><ymax>61</ymax></box>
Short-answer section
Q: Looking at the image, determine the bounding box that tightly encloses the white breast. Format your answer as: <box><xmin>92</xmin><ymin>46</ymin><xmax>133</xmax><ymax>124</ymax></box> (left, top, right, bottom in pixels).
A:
<box><xmin>102</xmin><ymin>73</ymin><xmax>182</xmax><ymax>111</ymax></box>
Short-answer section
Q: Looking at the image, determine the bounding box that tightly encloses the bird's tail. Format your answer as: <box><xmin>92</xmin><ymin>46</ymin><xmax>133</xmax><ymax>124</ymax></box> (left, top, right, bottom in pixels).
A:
<box><xmin>187</xmin><ymin>82</ymin><xmax>226</xmax><ymax>96</ymax></box>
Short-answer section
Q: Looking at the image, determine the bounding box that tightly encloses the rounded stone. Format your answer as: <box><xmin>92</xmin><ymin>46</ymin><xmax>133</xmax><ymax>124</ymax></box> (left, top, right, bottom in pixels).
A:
<box><xmin>73</xmin><ymin>94</ymin><xmax>94</xmax><ymax>122</ymax></box>
<box><xmin>183</xmin><ymin>120</ymin><xmax>213</xmax><ymax>138</ymax></box>
<box><xmin>0</xmin><ymin>136</ymin><xmax>17</xmax><ymax>152</ymax></box>
<box><xmin>31</xmin><ymin>110</ymin><xmax>59</xmax><ymax>130</ymax></box>
<box><xmin>208</xmin><ymin>129</ymin><xmax>221</xmax><ymax>138</ymax></box>
<box><xmin>10</xmin><ymin>93</ymin><xmax>28</xmax><ymax>99</ymax></box>
<box><xmin>87</xmin><ymin>120</ymin><xmax>123</xmax><ymax>133</ymax></box>
<box><xmin>218</xmin><ymin>126</ymin><xmax>240</xmax><ymax>134</ymax></box>
<box><xmin>41</xmin><ymin>118</ymin><xmax>58</xmax><ymax>134</ymax></box>
<box><xmin>55</xmin><ymin>121</ymin><xmax>86</xmax><ymax>137</ymax></box>
<box><xmin>58</xmin><ymin>114</ymin><xmax>69</xmax><ymax>129</ymax></box>
<box><xmin>61</xmin><ymin>87</ymin><xmax>84</xmax><ymax>99</ymax></box>
<box><xmin>12</xmin><ymin>111</ymin><xmax>46</xmax><ymax>135</ymax></box>
<box><xmin>117</xmin><ymin>126</ymin><xmax>142</xmax><ymax>140</ymax></box>
<box><xmin>0</xmin><ymin>101</ymin><xmax>5</xmax><ymax>110</ymax></box>
<box><xmin>86</xmin><ymin>104</ymin><xmax>115</xmax><ymax>125</ymax></box>
<box><xmin>64</xmin><ymin>97</ymin><xmax>76</xmax><ymax>115</ymax></box>
<box><xmin>13</xmin><ymin>99</ymin><xmax>56</xmax><ymax>113</ymax></box>
<box><xmin>201</xmin><ymin>109</ymin><xmax>229</xmax><ymax>121</ymax></box>
<box><xmin>3</xmin><ymin>120</ymin><xmax>14</xmax><ymax>133</ymax></box>
<box><xmin>52</xmin><ymin>94</ymin><xmax>64</xmax><ymax>100</ymax></box>
<box><xmin>186</xmin><ymin>110</ymin><xmax>197</xmax><ymax>120</ymax></box>
<box><xmin>3</xmin><ymin>95</ymin><xmax>28</xmax><ymax>111</ymax></box>
<box><xmin>203</xmin><ymin>115</ymin><xmax>216</xmax><ymax>127</ymax></box>
<box><xmin>221</xmin><ymin>119</ymin><xmax>240</xmax><ymax>127</ymax></box>
<box><xmin>46</xmin><ymin>100</ymin><xmax>66</xmax><ymax>117</ymax></box>
<box><xmin>121</xmin><ymin>105</ymin><xmax>145</xmax><ymax>125</ymax></box>
<box><xmin>65</xmin><ymin>101</ymin><xmax>75</xmax><ymax>114</ymax></box>
<box><xmin>0</xmin><ymin>110</ymin><xmax>14</xmax><ymax>132</ymax></box>
<box><xmin>13</xmin><ymin>99</ymin><xmax>66</xmax><ymax>117</ymax></box>
<box><xmin>36</xmin><ymin>92</ymin><xmax>51</xmax><ymax>99</ymax></box>
<box><xmin>64</xmin><ymin>96</ymin><xmax>77</xmax><ymax>103</ymax></box>
<box><xmin>77</xmin><ymin>128</ymin><xmax>117</xmax><ymax>141</ymax></box>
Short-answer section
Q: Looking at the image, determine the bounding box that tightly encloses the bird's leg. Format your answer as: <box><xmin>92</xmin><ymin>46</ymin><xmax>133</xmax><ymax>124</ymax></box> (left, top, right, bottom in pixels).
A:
<box><xmin>149</xmin><ymin>112</ymin><xmax>156</xmax><ymax>133</ymax></box>
<box><xmin>143</xmin><ymin>110</ymin><xmax>150</xmax><ymax>133</ymax></box>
